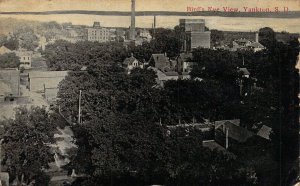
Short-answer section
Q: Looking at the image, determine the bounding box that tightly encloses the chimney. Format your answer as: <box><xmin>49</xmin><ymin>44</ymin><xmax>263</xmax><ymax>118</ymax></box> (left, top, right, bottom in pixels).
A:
<box><xmin>255</xmin><ymin>32</ymin><xmax>259</xmax><ymax>42</ymax></box>
<box><xmin>130</xmin><ymin>0</ymin><xmax>136</xmax><ymax>40</ymax></box>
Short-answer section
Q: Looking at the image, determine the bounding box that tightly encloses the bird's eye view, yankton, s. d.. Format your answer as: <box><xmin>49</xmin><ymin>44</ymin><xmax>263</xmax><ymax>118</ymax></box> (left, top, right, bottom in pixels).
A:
<box><xmin>0</xmin><ymin>0</ymin><xmax>299</xmax><ymax>185</ymax></box>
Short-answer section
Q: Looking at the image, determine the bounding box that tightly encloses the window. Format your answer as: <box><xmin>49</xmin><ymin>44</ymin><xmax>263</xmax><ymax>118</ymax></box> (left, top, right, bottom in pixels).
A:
<box><xmin>23</xmin><ymin>57</ymin><xmax>25</xmax><ymax>60</ymax></box>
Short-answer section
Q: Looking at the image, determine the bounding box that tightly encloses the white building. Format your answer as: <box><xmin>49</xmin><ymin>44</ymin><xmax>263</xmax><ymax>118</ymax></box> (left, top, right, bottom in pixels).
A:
<box><xmin>16</xmin><ymin>49</ymin><xmax>33</xmax><ymax>69</ymax></box>
<box><xmin>86</xmin><ymin>22</ymin><xmax>110</xmax><ymax>43</ymax></box>
<box><xmin>123</xmin><ymin>54</ymin><xmax>143</xmax><ymax>74</ymax></box>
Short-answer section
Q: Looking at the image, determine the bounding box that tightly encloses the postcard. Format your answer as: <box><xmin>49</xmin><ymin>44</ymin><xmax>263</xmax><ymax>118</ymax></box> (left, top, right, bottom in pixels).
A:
<box><xmin>0</xmin><ymin>0</ymin><xmax>299</xmax><ymax>185</ymax></box>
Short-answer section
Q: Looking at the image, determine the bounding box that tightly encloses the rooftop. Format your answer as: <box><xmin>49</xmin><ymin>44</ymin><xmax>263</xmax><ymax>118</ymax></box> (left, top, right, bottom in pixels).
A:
<box><xmin>0</xmin><ymin>46</ymin><xmax>12</xmax><ymax>55</ymax></box>
<box><xmin>216</xmin><ymin>121</ymin><xmax>254</xmax><ymax>143</ymax></box>
<box><xmin>238</xmin><ymin>68</ymin><xmax>250</xmax><ymax>76</ymax></box>
<box><xmin>29</xmin><ymin>71</ymin><xmax>69</xmax><ymax>79</ymax></box>
<box><xmin>257</xmin><ymin>125</ymin><xmax>272</xmax><ymax>140</ymax></box>
<box><xmin>0</xmin><ymin>69</ymin><xmax>20</xmax><ymax>97</ymax></box>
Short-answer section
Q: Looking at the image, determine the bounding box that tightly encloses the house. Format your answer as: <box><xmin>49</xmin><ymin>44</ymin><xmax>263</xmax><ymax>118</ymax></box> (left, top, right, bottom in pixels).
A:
<box><xmin>0</xmin><ymin>46</ymin><xmax>12</xmax><ymax>55</ymax></box>
<box><xmin>214</xmin><ymin>119</ymin><xmax>240</xmax><ymax>128</ymax></box>
<box><xmin>15</xmin><ymin>49</ymin><xmax>33</xmax><ymax>69</ymax></box>
<box><xmin>238</xmin><ymin>68</ymin><xmax>250</xmax><ymax>78</ymax></box>
<box><xmin>215</xmin><ymin>121</ymin><xmax>254</xmax><ymax>145</ymax></box>
<box><xmin>148</xmin><ymin>53</ymin><xmax>171</xmax><ymax>71</ymax></box>
<box><xmin>176</xmin><ymin>53</ymin><xmax>194</xmax><ymax>73</ymax></box>
<box><xmin>156</xmin><ymin>69</ymin><xmax>179</xmax><ymax>86</ymax></box>
<box><xmin>123</xmin><ymin>54</ymin><xmax>143</xmax><ymax>73</ymax></box>
<box><xmin>247</xmin><ymin>42</ymin><xmax>265</xmax><ymax>52</ymax></box>
<box><xmin>232</xmin><ymin>38</ymin><xmax>265</xmax><ymax>52</ymax></box>
<box><xmin>0</xmin><ymin>69</ymin><xmax>20</xmax><ymax>102</ymax></box>
<box><xmin>28</xmin><ymin>71</ymin><xmax>68</xmax><ymax>92</ymax></box>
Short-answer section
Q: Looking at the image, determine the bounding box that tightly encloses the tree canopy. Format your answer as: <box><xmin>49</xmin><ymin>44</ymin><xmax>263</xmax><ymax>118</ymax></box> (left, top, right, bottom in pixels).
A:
<box><xmin>0</xmin><ymin>107</ymin><xmax>57</xmax><ymax>185</ymax></box>
<box><xmin>0</xmin><ymin>53</ymin><xmax>20</xmax><ymax>68</ymax></box>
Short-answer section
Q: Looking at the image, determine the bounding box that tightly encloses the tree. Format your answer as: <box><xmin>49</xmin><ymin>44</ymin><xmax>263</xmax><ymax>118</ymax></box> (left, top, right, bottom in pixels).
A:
<box><xmin>0</xmin><ymin>107</ymin><xmax>56</xmax><ymax>185</ymax></box>
<box><xmin>258</xmin><ymin>27</ymin><xmax>276</xmax><ymax>49</ymax></box>
<box><xmin>150</xmin><ymin>28</ymin><xmax>182</xmax><ymax>57</ymax></box>
<box><xmin>210</xmin><ymin>29</ymin><xmax>225</xmax><ymax>47</ymax></box>
<box><xmin>3</xmin><ymin>37</ymin><xmax>19</xmax><ymax>51</ymax></box>
<box><xmin>0</xmin><ymin>53</ymin><xmax>20</xmax><ymax>68</ymax></box>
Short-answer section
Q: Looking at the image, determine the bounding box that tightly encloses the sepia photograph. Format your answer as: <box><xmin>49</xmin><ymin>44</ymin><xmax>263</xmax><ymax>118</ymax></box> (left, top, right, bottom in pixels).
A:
<box><xmin>0</xmin><ymin>0</ymin><xmax>299</xmax><ymax>185</ymax></box>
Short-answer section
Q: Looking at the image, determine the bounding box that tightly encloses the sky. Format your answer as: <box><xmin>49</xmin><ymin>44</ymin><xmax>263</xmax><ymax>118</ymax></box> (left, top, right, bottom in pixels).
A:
<box><xmin>0</xmin><ymin>0</ymin><xmax>299</xmax><ymax>33</ymax></box>
<box><xmin>0</xmin><ymin>0</ymin><xmax>299</xmax><ymax>12</ymax></box>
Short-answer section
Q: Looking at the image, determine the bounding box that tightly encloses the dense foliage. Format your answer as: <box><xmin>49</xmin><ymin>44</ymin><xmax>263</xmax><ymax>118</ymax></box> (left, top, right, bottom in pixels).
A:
<box><xmin>57</xmin><ymin>61</ymin><xmax>256</xmax><ymax>186</ymax></box>
<box><xmin>0</xmin><ymin>53</ymin><xmax>20</xmax><ymax>68</ymax></box>
<box><xmin>0</xmin><ymin>107</ymin><xmax>57</xmax><ymax>185</ymax></box>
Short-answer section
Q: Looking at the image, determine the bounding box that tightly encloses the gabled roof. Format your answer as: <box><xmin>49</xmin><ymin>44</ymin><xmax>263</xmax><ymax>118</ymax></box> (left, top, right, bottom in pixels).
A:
<box><xmin>216</xmin><ymin>121</ymin><xmax>254</xmax><ymax>143</ymax></box>
<box><xmin>149</xmin><ymin>54</ymin><xmax>169</xmax><ymax>70</ymax></box>
<box><xmin>257</xmin><ymin>125</ymin><xmax>272</xmax><ymax>140</ymax></box>
<box><xmin>0</xmin><ymin>46</ymin><xmax>12</xmax><ymax>55</ymax></box>
<box><xmin>238</xmin><ymin>68</ymin><xmax>250</xmax><ymax>76</ymax></box>
<box><xmin>215</xmin><ymin>119</ymin><xmax>240</xmax><ymax>129</ymax></box>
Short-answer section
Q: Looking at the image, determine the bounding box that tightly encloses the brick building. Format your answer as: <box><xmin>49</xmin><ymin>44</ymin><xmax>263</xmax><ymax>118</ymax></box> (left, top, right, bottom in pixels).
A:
<box><xmin>86</xmin><ymin>22</ymin><xmax>110</xmax><ymax>42</ymax></box>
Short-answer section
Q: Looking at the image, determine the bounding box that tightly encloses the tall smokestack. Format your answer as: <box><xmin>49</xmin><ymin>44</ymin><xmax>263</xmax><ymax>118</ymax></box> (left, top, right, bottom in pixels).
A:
<box><xmin>153</xmin><ymin>15</ymin><xmax>156</xmax><ymax>39</ymax></box>
<box><xmin>130</xmin><ymin>0</ymin><xmax>136</xmax><ymax>40</ymax></box>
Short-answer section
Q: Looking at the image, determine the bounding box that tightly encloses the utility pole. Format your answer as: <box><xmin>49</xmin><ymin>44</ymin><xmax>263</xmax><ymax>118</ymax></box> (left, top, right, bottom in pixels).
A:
<box><xmin>78</xmin><ymin>90</ymin><xmax>82</xmax><ymax>124</ymax></box>
<box><xmin>0</xmin><ymin>139</ymin><xmax>3</xmax><ymax>172</ymax></box>
<box><xmin>225</xmin><ymin>128</ymin><xmax>229</xmax><ymax>149</ymax></box>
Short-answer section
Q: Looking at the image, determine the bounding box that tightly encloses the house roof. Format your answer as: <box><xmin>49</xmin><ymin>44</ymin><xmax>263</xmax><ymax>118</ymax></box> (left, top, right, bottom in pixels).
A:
<box><xmin>235</xmin><ymin>38</ymin><xmax>250</xmax><ymax>43</ymax></box>
<box><xmin>238</xmin><ymin>68</ymin><xmax>250</xmax><ymax>76</ymax></box>
<box><xmin>29</xmin><ymin>71</ymin><xmax>69</xmax><ymax>78</ymax></box>
<box><xmin>0</xmin><ymin>69</ymin><xmax>20</xmax><ymax>96</ymax></box>
<box><xmin>0</xmin><ymin>46</ymin><xmax>12</xmax><ymax>55</ymax></box>
<box><xmin>215</xmin><ymin>119</ymin><xmax>240</xmax><ymax>129</ymax></box>
<box><xmin>257</xmin><ymin>125</ymin><xmax>272</xmax><ymax>140</ymax></box>
<box><xmin>216</xmin><ymin>121</ymin><xmax>254</xmax><ymax>143</ymax></box>
<box><xmin>0</xmin><ymin>81</ymin><xmax>12</xmax><ymax>95</ymax></box>
<box><xmin>123</xmin><ymin>56</ymin><xmax>140</xmax><ymax>66</ymax></box>
<box><xmin>150</xmin><ymin>54</ymin><xmax>169</xmax><ymax>70</ymax></box>
<box><xmin>203</xmin><ymin>140</ymin><xmax>226</xmax><ymax>151</ymax></box>
<box><xmin>248</xmin><ymin>42</ymin><xmax>264</xmax><ymax>48</ymax></box>
<box><xmin>167</xmin><ymin>123</ymin><xmax>213</xmax><ymax>130</ymax></box>
<box><xmin>15</xmin><ymin>49</ymin><xmax>33</xmax><ymax>57</ymax></box>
